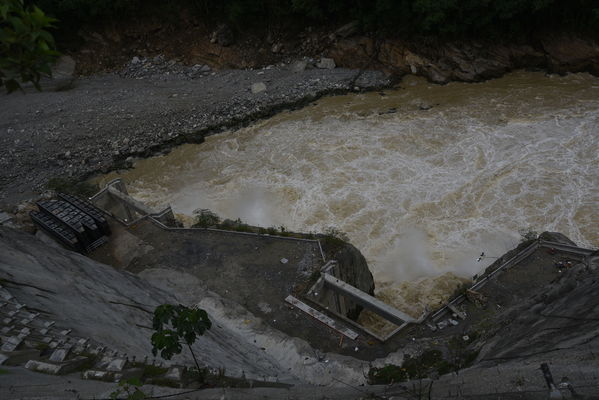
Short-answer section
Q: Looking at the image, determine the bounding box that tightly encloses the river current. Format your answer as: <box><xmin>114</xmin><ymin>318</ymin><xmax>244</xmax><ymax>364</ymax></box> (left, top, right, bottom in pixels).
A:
<box><xmin>98</xmin><ymin>71</ymin><xmax>599</xmax><ymax>324</ymax></box>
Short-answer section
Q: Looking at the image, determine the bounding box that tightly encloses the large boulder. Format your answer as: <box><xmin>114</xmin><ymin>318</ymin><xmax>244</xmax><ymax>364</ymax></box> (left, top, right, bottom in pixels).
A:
<box><xmin>316</xmin><ymin>57</ymin><xmax>336</xmax><ymax>69</ymax></box>
<box><xmin>251</xmin><ymin>82</ymin><xmax>266</xmax><ymax>94</ymax></box>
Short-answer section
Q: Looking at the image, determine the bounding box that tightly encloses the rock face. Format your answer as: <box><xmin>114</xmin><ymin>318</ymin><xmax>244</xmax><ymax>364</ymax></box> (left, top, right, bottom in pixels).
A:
<box><xmin>210</xmin><ymin>24</ymin><xmax>234</xmax><ymax>47</ymax></box>
<box><xmin>322</xmin><ymin>241</ymin><xmax>376</xmax><ymax>320</ymax></box>
<box><xmin>329</xmin><ymin>35</ymin><xmax>599</xmax><ymax>83</ymax></box>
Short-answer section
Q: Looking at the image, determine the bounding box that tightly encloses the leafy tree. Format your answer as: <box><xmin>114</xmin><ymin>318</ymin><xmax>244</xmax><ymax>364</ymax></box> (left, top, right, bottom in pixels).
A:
<box><xmin>0</xmin><ymin>0</ymin><xmax>60</xmax><ymax>93</ymax></box>
<box><xmin>151</xmin><ymin>304</ymin><xmax>212</xmax><ymax>373</ymax></box>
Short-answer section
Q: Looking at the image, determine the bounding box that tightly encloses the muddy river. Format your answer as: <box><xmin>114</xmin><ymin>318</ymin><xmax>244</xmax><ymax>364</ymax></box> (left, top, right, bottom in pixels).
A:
<box><xmin>98</xmin><ymin>71</ymin><xmax>599</xmax><ymax>319</ymax></box>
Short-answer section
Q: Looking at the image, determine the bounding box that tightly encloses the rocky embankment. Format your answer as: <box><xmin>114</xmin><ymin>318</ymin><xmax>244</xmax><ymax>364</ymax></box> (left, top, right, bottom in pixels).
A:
<box><xmin>0</xmin><ymin>65</ymin><xmax>389</xmax><ymax>208</ymax></box>
<box><xmin>330</xmin><ymin>34</ymin><xmax>599</xmax><ymax>83</ymax></box>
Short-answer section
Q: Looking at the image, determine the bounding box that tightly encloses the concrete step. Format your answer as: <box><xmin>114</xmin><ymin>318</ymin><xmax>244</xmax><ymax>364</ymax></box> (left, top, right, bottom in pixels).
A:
<box><xmin>25</xmin><ymin>356</ymin><xmax>90</xmax><ymax>375</ymax></box>
<box><xmin>82</xmin><ymin>369</ymin><xmax>121</xmax><ymax>382</ymax></box>
<box><xmin>0</xmin><ymin>349</ymin><xmax>41</xmax><ymax>366</ymax></box>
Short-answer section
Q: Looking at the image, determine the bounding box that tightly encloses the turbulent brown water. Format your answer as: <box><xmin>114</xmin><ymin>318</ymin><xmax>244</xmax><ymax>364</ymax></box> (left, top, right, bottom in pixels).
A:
<box><xmin>98</xmin><ymin>71</ymin><xmax>599</xmax><ymax>322</ymax></box>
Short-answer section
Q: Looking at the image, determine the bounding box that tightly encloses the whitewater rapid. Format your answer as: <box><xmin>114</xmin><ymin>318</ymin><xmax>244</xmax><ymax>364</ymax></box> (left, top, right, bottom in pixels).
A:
<box><xmin>98</xmin><ymin>71</ymin><xmax>599</xmax><ymax>321</ymax></box>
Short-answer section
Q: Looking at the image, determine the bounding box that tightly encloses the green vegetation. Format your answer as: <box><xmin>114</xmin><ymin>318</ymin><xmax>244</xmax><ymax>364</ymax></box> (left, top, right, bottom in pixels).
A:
<box><xmin>151</xmin><ymin>304</ymin><xmax>212</xmax><ymax>374</ymax></box>
<box><xmin>34</xmin><ymin>0</ymin><xmax>599</xmax><ymax>39</ymax></box>
<box><xmin>193</xmin><ymin>209</ymin><xmax>221</xmax><ymax>228</ymax></box>
<box><xmin>1</xmin><ymin>0</ymin><xmax>60</xmax><ymax>93</ymax></box>
<box><xmin>190</xmin><ymin>209</ymin><xmax>317</xmax><ymax>239</ymax></box>
<box><xmin>140</xmin><ymin>364</ymin><xmax>169</xmax><ymax>380</ymax></box>
<box><xmin>368</xmin><ymin>349</ymin><xmax>445</xmax><ymax>384</ymax></box>
<box><xmin>109</xmin><ymin>378</ymin><xmax>146</xmax><ymax>400</ymax></box>
<box><xmin>319</xmin><ymin>226</ymin><xmax>350</xmax><ymax>252</ymax></box>
<box><xmin>46</xmin><ymin>177</ymin><xmax>98</xmax><ymax>198</ymax></box>
<box><xmin>368</xmin><ymin>335</ymin><xmax>480</xmax><ymax>384</ymax></box>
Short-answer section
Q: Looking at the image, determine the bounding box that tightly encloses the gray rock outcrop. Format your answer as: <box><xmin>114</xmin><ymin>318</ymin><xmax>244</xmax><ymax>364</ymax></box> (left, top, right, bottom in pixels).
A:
<box><xmin>316</xmin><ymin>57</ymin><xmax>336</xmax><ymax>69</ymax></box>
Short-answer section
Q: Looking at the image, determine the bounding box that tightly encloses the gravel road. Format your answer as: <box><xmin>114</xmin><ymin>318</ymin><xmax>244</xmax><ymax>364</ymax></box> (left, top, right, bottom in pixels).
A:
<box><xmin>0</xmin><ymin>65</ymin><xmax>389</xmax><ymax>208</ymax></box>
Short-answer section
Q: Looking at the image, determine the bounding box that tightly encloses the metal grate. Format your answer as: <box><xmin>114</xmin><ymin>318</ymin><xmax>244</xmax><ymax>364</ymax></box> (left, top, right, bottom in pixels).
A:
<box><xmin>30</xmin><ymin>194</ymin><xmax>111</xmax><ymax>253</ymax></box>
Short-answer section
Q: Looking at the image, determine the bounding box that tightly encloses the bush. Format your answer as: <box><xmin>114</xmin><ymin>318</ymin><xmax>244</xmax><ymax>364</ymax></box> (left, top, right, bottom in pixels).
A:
<box><xmin>192</xmin><ymin>209</ymin><xmax>220</xmax><ymax>228</ymax></box>
<box><xmin>0</xmin><ymin>0</ymin><xmax>59</xmax><ymax>93</ymax></box>
<box><xmin>29</xmin><ymin>0</ymin><xmax>599</xmax><ymax>41</ymax></box>
<box><xmin>46</xmin><ymin>177</ymin><xmax>98</xmax><ymax>198</ymax></box>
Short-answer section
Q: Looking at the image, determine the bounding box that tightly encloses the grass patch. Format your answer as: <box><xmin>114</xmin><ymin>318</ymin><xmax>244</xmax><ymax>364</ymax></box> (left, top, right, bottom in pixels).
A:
<box><xmin>0</xmin><ymin>368</ymin><xmax>9</xmax><ymax>374</ymax></box>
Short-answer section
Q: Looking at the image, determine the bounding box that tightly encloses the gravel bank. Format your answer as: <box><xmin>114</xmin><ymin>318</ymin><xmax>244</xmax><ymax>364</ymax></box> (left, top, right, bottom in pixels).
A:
<box><xmin>0</xmin><ymin>66</ymin><xmax>389</xmax><ymax>208</ymax></box>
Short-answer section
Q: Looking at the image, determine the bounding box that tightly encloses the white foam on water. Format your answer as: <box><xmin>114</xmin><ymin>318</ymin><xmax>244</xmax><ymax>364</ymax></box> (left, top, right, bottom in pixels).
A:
<box><xmin>99</xmin><ymin>71</ymin><xmax>599</xmax><ymax>321</ymax></box>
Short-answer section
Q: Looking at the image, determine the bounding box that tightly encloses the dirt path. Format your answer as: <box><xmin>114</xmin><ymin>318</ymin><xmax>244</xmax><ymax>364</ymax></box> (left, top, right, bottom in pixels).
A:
<box><xmin>0</xmin><ymin>66</ymin><xmax>389</xmax><ymax>208</ymax></box>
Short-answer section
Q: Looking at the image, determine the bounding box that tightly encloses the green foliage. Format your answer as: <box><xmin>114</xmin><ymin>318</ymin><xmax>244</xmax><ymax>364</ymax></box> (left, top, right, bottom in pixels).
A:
<box><xmin>0</xmin><ymin>0</ymin><xmax>59</xmax><ymax>93</ymax></box>
<box><xmin>320</xmin><ymin>226</ymin><xmax>349</xmax><ymax>252</ymax></box>
<box><xmin>29</xmin><ymin>0</ymin><xmax>599</xmax><ymax>40</ymax></box>
<box><xmin>110</xmin><ymin>378</ymin><xmax>146</xmax><ymax>400</ymax></box>
<box><xmin>193</xmin><ymin>209</ymin><xmax>220</xmax><ymax>228</ymax></box>
<box><xmin>46</xmin><ymin>177</ymin><xmax>98</xmax><ymax>198</ymax></box>
<box><xmin>141</xmin><ymin>364</ymin><xmax>168</xmax><ymax>380</ymax></box>
<box><xmin>368</xmin><ymin>342</ymin><xmax>480</xmax><ymax>384</ymax></box>
<box><xmin>151</xmin><ymin>304</ymin><xmax>212</xmax><ymax>361</ymax></box>
<box><xmin>368</xmin><ymin>349</ymin><xmax>445</xmax><ymax>384</ymax></box>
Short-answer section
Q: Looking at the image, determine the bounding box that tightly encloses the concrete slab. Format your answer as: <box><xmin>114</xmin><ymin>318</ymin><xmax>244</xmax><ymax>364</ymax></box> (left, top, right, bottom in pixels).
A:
<box><xmin>25</xmin><ymin>360</ymin><xmax>62</xmax><ymax>374</ymax></box>
<box><xmin>323</xmin><ymin>273</ymin><xmax>416</xmax><ymax>325</ymax></box>
<box><xmin>106</xmin><ymin>358</ymin><xmax>127</xmax><ymax>372</ymax></box>
<box><xmin>1</xmin><ymin>336</ymin><xmax>23</xmax><ymax>352</ymax></box>
<box><xmin>0</xmin><ymin>349</ymin><xmax>40</xmax><ymax>366</ymax></box>
<box><xmin>49</xmin><ymin>347</ymin><xmax>71</xmax><ymax>362</ymax></box>
<box><xmin>83</xmin><ymin>369</ymin><xmax>118</xmax><ymax>382</ymax></box>
<box><xmin>25</xmin><ymin>356</ymin><xmax>89</xmax><ymax>375</ymax></box>
<box><xmin>285</xmin><ymin>295</ymin><xmax>358</xmax><ymax>340</ymax></box>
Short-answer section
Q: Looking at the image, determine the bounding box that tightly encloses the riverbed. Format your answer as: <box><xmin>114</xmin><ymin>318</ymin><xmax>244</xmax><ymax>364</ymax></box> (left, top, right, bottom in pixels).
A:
<box><xmin>98</xmin><ymin>71</ymin><xmax>599</xmax><ymax>317</ymax></box>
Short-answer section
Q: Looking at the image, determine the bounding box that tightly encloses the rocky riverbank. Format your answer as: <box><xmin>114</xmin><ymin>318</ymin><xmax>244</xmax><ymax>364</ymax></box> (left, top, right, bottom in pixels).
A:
<box><xmin>0</xmin><ymin>65</ymin><xmax>389</xmax><ymax>208</ymax></box>
<box><xmin>330</xmin><ymin>34</ymin><xmax>599</xmax><ymax>83</ymax></box>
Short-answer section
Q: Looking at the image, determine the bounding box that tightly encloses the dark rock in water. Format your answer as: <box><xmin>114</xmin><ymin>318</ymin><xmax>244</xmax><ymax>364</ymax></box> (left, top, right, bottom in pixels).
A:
<box><xmin>378</xmin><ymin>107</ymin><xmax>397</xmax><ymax>115</ymax></box>
<box><xmin>210</xmin><ymin>24</ymin><xmax>234</xmax><ymax>47</ymax></box>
